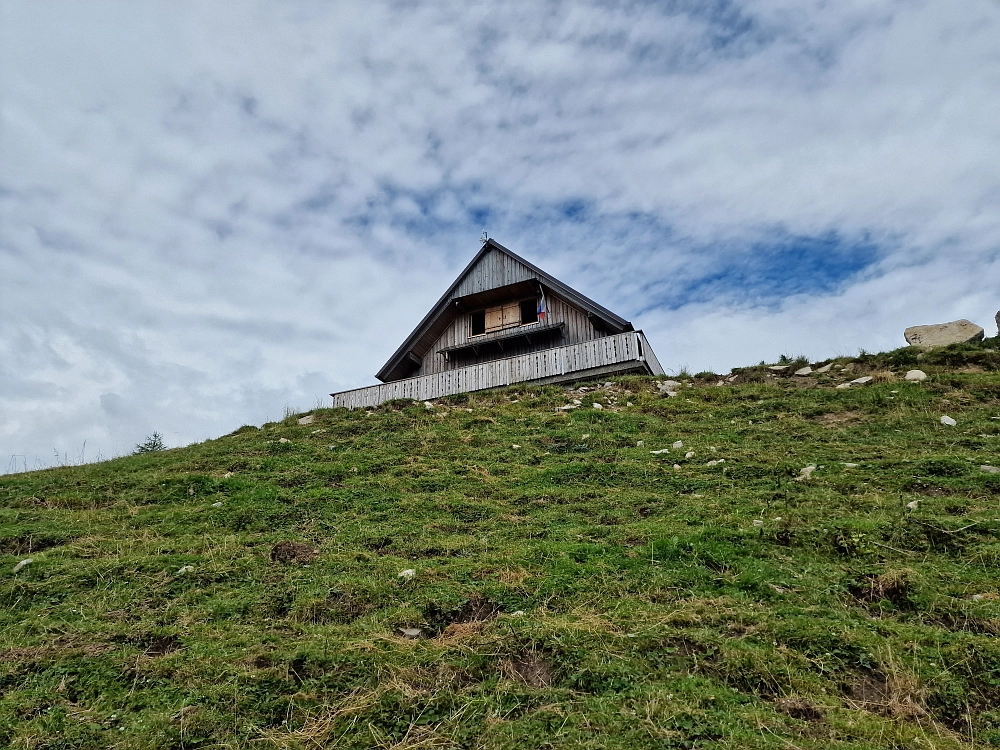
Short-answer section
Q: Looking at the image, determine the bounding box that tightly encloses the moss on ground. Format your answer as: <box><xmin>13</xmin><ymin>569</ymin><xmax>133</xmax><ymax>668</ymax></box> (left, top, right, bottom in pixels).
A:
<box><xmin>3</xmin><ymin>339</ymin><xmax>1000</xmax><ymax>748</ymax></box>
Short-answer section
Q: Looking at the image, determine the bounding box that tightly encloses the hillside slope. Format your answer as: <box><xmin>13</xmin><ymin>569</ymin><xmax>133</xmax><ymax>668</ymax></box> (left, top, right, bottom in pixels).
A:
<box><xmin>3</xmin><ymin>340</ymin><xmax>1000</xmax><ymax>749</ymax></box>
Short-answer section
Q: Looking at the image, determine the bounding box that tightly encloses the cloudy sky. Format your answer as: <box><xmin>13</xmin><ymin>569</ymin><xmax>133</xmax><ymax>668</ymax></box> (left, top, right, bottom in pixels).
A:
<box><xmin>2</xmin><ymin>1</ymin><xmax>999</xmax><ymax>468</ymax></box>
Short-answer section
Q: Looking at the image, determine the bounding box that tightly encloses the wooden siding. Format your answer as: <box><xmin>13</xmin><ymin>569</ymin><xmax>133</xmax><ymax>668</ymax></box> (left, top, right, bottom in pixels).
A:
<box><xmin>453</xmin><ymin>248</ymin><xmax>537</xmax><ymax>297</ymax></box>
<box><xmin>333</xmin><ymin>331</ymin><xmax>664</xmax><ymax>409</ymax></box>
<box><xmin>417</xmin><ymin>292</ymin><xmax>603</xmax><ymax>376</ymax></box>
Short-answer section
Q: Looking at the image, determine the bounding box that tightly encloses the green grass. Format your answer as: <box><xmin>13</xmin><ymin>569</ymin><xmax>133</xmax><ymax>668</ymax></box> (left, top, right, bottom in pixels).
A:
<box><xmin>3</xmin><ymin>339</ymin><xmax>1000</xmax><ymax>749</ymax></box>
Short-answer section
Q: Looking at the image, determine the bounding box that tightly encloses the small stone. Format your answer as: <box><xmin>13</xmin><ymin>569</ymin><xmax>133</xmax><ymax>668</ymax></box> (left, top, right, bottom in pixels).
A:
<box><xmin>972</xmin><ymin>594</ymin><xmax>985</xmax><ymax>602</ymax></box>
<box><xmin>905</xmin><ymin>319</ymin><xmax>985</xmax><ymax>347</ymax></box>
<box><xmin>685</xmin><ymin>451</ymin><xmax>695</xmax><ymax>459</ymax></box>
<box><xmin>636</xmin><ymin>440</ymin><xmax>644</xmax><ymax>447</ymax></box>
<box><xmin>843</xmin><ymin>463</ymin><xmax>859</xmax><ymax>468</ymax></box>
<box><xmin>626</xmin><ymin>401</ymin><xmax>633</xmax><ymax>406</ymax></box>
<box><xmin>592</xmin><ymin>403</ymin><xmax>604</xmax><ymax>410</ymax></box>
<box><xmin>842</xmin><ymin>363</ymin><xmax>855</xmax><ymax>372</ymax></box>
<box><xmin>512</xmin><ymin>444</ymin><xmax>521</xmax><ymax>449</ymax></box>
<box><xmin>904</xmin><ymin>370</ymin><xmax>928</xmax><ymax>382</ymax></box>
<box><xmin>211</xmin><ymin>501</ymin><xmax>224</xmax><ymax>508</ymax></box>
<box><xmin>511</xmin><ymin>610</ymin><xmax>526</xmax><ymax>616</ymax></box>
<box><xmin>658</xmin><ymin>380</ymin><xmax>681</xmax><ymax>391</ymax></box>
<box><xmin>835</xmin><ymin>383</ymin><xmax>852</xmax><ymax>390</ymax></box>
<box><xmin>12</xmin><ymin>558</ymin><xmax>32</xmax><ymax>573</ymax></box>
<box><xmin>673</xmin><ymin>464</ymin><xmax>682</xmax><ymax>470</ymax></box>
<box><xmin>706</xmin><ymin>459</ymin><xmax>725</xmax><ymax>467</ymax></box>
<box><xmin>650</xmin><ymin>449</ymin><xmax>669</xmax><ymax>455</ymax></box>
<box><xmin>940</xmin><ymin>415</ymin><xmax>957</xmax><ymax>426</ymax></box>
<box><xmin>399</xmin><ymin>627</ymin><xmax>423</xmax><ymax>639</ymax></box>
<box><xmin>398</xmin><ymin>569</ymin><xmax>416</xmax><ymax>580</ymax></box>
<box><xmin>223</xmin><ymin>472</ymin><xmax>233</xmax><ymax>478</ymax></box>
<box><xmin>278</xmin><ymin>437</ymin><xmax>291</xmax><ymax>444</ymax></box>
<box><xmin>665</xmin><ymin>391</ymin><xmax>678</xmax><ymax>397</ymax></box>
<box><xmin>769</xmin><ymin>365</ymin><xmax>789</xmax><ymax>372</ymax></box>
<box><xmin>672</xmin><ymin>441</ymin><xmax>683</xmax><ymax>449</ymax></box>
<box><xmin>981</xmin><ymin>465</ymin><xmax>1000</xmax><ymax>474</ymax></box>
<box><xmin>710</xmin><ymin>446</ymin><xmax>717</xmax><ymax>452</ymax></box>
<box><xmin>572</xmin><ymin>399</ymin><xmax>582</xmax><ymax>405</ymax></box>
<box><xmin>752</xmin><ymin>519</ymin><xmax>764</xmax><ymax>527</ymax></box>
<box><xmin>814</xmin><ymin>363</ymin><xmax>833</xmax><ymax>373</ymax></box>
<box><xmin>906</xmin><ymin>500</ymin><xmax>920</xmax><ymax>510</ymax></box>
<box><xmin>177</xmin><ymin>565</ymin><xmax>195</xmax><ymax>574</ymax></box>
<box><xmin>556</xmin><ymin>405</ymin><xmax>579</xmax><ymax>412</ymax></box>
<box><xmin>850</xmin><ymin>376</ymin><xmax>873</xmax><ymax>385</ymax></box>
<box><xmin>297</xmin><ymin>414</ymin><xmax>315</xmax><ymax>425</ymax></box>
<box><xmin>794</xmin><ymin>366</ymin><xmax>813</xmax><ymax>376</ymax></box>
<box><xmin>424</xmin><ymin>401</ymin><xmax>434</xmax><ymax>410</ymax></box>
<box><xmin>581</xmin><ymin>434</ymin><xmax>590</xmax><ymax>440</ymax></box>
<box><xmin>795</xmin><ymin>465</ymin><xmax>817</xmax><ymax>481</ymax></box>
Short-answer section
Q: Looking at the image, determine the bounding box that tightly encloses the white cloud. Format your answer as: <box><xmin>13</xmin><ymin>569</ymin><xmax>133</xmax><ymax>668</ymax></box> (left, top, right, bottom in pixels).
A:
<box><xmin>2</xmin><ymin>0</ymin><xmax>1000</xmax><ymax>467</ymax></box>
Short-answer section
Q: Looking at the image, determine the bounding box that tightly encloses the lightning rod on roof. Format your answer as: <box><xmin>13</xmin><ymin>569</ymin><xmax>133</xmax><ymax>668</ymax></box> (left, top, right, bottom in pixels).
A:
<box><xmin>481</xmin><ymin>229</ymin><xmax>488</xmax><ymax>244</ymax></box>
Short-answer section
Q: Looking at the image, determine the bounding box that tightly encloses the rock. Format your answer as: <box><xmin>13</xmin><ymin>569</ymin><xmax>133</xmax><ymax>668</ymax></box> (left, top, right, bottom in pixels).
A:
<box><xmin>835</xmin><ymin>383</ymin><xmax>852</xmax><ymax>390</ymax></box>
<box><xmin>906</xmin><ymin>500</ymin><xmax>920</xmax><ymax>510</ymax></box>
<box><xmin>795</xmin><ymin>465</ymin><xmax>817</xmax><ymax>481</ymax></box>
<box><xmin>572</xmin><ymin>399</ymin><xmax>582</xmax><ymax>405</ymax></box>
<box><xmin>842</xmin><ymin>363</ymin><xmax>855</xmax><ymax>372</ymax></box>
<box><xmin>752</xmin><ymin>519</ymin><xmax>764</xmax><ymax>527</ymax></box>
<box><xmin>12</xmin><ymin>558</ymin><xmax>32</xmax><ymax>573</ymax></box>
<box><xmin>398</xmin><ymin>569</ymin><xmax>416</xmax><ymax>581</ymax></box>
<box><xmin>423</xmin><ymin>401</ymin><xmax>434</xmax><ymax>410</ymax></box>
<box><xmin>664</xmin><ymin>391</ymin><xmax>678</xmax><ymax>398</ymax></box>
<box><xmin>650</xmin><ymin>449</ymin><xmax>669</xmax><ymax>455</ymax></box>
<box><xmin>685</xmin><ymin>451</ymin><xmax>695</xmax><ymax>459</ymax></box>
<box><xmin>904</xmin><ymin>319</ymin><xmax>985</xmax><ymax>347</ymax></box>
<box><xmin>706</xmin><ymin>459</ymin><xmax>725</xmax><ymax>467</ymax></box>
<box><xmin>672</xmin><ymin>441</ymin><xmax>684</xmax><ymax>449</ymax></box>
<box><xmin>511</xmin><ymin>444</ymin><xmax>521</xmax><ymax>449</ymax></box>
<box><xmin>177</xmin><ymin>565</ymin><xmax>195</xmax><ymax>574</ymax></box>
<box><xmin>850</xmin><ymin>376</ymin><xmax>874</xmax><ymax>385</ymax></box>
<box><xmin>511</xmin><ymin>610</ymin><xmax>526</xmax><ymax>617</ymax></box>
<box><xmin>904</xmin><ymin>370</ymin><xmax>927</xmax><ymax>382</ymax></box>
<box><xmin>673</xmin><ymin>464</ymin><xmax>681</xmax><ymax>470</ymax></box>
<box><xmin>981</xmin><ymin>465</ymin><xmax>1000</xmax><ymax>474</ymax></box>
<box><xmin>555</xmin><ymin>405</ymin><xmax>578</xmax><ymax>411</ymax></box>
<box><xmin>657</xmin><ymin>380</ymin><xmax>681</xmax><ymax>391</ymax></box>
<box><xmin>769</xmin><ymin>365</ymin><xmax>789</xmax><ymax>372</ymax></box>
<box><xmin>794</xmin><ymin>366</ymin><xmax>813</xmax><ymax>376</ymax></box>
<box><xmin>636</xmin><ymin>440</ymin><xmax>644</xmax><ymax>447</ymax></box>
<box><xmin>940</xmin><ymin>415</ymin><xmax>957</xmax><ymax>426</ymax></box>
<box><xmin>297</xmin><ymin>414</ymin><xmax>315</xmax><ymax>425</ymax></box>
<box><xmin>843</xmin><ymin>463</ymin><xmax>859</xmax><ymax>468</ymax></box>
<box><xmin>814</xmin><ymin>363</ymin><xmax>833</xmax><ymax>374</ymax></box>
<box><xmin>399</xmin><ymin>627</ymin><xmax>423</xmax><ymax>639</ymax></box>
<box><xmin>592</xmin><ymin>403</ymin><xmax>604</xmax><ymax>410</ymax></box>
<box><xmin>211</xmin><ymin>501</ymin><xmax>224</xmax><ymax>508</ymax></box>
<box><xmin>278</xmin><ymin>437</ymin><xmax>291</xmax><ymax>444</ymax></box>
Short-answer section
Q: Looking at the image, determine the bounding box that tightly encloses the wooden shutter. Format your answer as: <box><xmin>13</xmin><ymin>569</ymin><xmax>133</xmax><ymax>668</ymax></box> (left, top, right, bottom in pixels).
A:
<box><xmin>502</xmin><ymin>303</ymin><xmax>520</xmax><ymax>328</ymax></box>
<box><xmin>485</xmin><ymin>306</ymin><xmax>504</xmax><ymax>332</ymax></box>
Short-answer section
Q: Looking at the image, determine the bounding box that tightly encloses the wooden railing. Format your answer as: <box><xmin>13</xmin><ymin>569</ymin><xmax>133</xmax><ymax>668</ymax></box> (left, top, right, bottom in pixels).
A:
<box><xmin>332</xmin><ymin>331</ymin><xmax>663</xmax><ymax>409</ymax></box>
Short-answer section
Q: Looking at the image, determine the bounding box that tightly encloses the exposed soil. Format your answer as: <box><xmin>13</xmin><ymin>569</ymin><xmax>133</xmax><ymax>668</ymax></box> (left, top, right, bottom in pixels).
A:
<box><xmin>510</xmin><ymin>651</ymin><xmax>555</xmax><ymax>687</ymax></box>
<box><xmin>270</xmin><ymin>541</ymin><xmax>319</xmax><ymax>564</ymax></box>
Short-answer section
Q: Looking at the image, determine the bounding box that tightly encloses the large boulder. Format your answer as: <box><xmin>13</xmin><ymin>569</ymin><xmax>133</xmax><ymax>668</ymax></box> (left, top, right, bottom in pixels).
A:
<box><xmin>904</xmin><ymin>319</ymin><xmax>984</xmax><ymax>348</ymax></box>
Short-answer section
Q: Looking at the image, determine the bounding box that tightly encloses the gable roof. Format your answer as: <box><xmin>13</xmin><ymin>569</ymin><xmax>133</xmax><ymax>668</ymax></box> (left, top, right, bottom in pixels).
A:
<box><xmin>376</xmin><ymin>239</ymin><xmax>633</xmax><ymax>382</ymax></box>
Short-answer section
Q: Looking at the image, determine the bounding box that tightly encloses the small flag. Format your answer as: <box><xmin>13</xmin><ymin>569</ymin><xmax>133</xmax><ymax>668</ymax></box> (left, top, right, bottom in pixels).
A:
<box><xmin>537</xmin><ymin>289</ymin><xmax>547</xmax><ymax>322</ymax></box>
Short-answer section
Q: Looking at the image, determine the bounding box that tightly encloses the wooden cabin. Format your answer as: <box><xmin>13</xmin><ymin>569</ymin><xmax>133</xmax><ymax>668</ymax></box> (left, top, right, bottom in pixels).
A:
<box><xmin>331</xmin><ymin>239</ymin><xmax>663</xmax><ymax>408</ymax></box>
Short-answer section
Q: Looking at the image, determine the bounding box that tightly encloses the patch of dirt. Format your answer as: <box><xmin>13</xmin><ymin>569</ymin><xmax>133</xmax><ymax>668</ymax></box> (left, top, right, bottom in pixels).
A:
<box><xmin>850</xmin><ymin>568</ymin><xmax>917</xmax><ymax>606</ymax></box>
<box><xmin>509</xmin><ymin>651</ymin><xmax>555</xmax><ymax>687</ymax></box>
<box><xmin>270</xmin><ymin>541</ymin><xmax>318</xmax><ymax>564</ymax></box>
<box><xmin>0</xmin><ymin>535</ymin><xmax>69</xmax><ymax>555</ymax></box>
<box><xmin>436</xmin><ymin>622</ymin><xmax>483</xmax><ymax>643</ymax></box>
<box><xmin>775</xmin><ymin>697</ymin><xmax>824</xmax><ymax>722</ymax></box>
<box><xmin>844</xmin><ymin>669</ymin><xmax>926</xmax><ymax>719</ymax></box>
<box><xmin>811</xmin><ymin>410</ymin><xmax>864</xmax><ymax>427</ymax></box>
<box><xmin>423</xmin><ymin>595</ymin><xmax>503</xmax><ymax>633</ymax></box>
<box><xmin>144</xmin><ymin>635</ymin><xmax>182</xmax><ymax>657</ymax></box>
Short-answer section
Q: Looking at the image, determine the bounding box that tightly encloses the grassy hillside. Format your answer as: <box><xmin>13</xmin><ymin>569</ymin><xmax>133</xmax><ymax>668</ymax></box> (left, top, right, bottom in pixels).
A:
<box><xmin>3</xmin><ymin>340</ymin><xmax>1000</xmax><ymax>749</ymax></box>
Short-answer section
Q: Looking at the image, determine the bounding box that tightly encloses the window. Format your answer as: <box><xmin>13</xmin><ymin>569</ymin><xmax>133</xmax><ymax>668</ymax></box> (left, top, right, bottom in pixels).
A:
<box><xmin>519</xmin><ymin>299</ymin><xmax>538</xmax><ymax>325</ymax></box>
<box><xmin>471</xmin><ymin>310</ymin><xmax>486</xmax><ymax>336</ymax></box>
<box><xmin>471</xmin><ymin>298</ymin><xmax>539</xmax><ymax>336</ymax></box>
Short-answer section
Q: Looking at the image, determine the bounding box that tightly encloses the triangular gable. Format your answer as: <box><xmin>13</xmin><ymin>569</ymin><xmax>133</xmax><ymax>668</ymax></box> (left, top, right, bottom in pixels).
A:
<box><xmin>376</xmin><ymin>239</ymin><xmax>632</xmax><ymax>382</ymax></box>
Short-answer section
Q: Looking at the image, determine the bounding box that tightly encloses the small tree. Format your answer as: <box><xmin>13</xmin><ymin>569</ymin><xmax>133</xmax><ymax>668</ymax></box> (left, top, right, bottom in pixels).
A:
<box><xmin>134</xmin><ymin>432</ymin><xmax>166</xmax><ymax>454</ymax></box>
